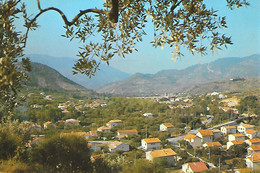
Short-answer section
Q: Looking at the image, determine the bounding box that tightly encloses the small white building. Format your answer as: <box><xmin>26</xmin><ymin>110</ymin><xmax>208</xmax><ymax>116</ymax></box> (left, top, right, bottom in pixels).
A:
<box><xmin>184</xmin><ymin>134</ymin><xmax>202</xmax><ymax>148</ymax></box>
<box><xmin>106</xmin><ymin>120</ymin><xmax>122</xmax><ymax>128</ymax></box>
<box><xmin>107</xmin><ymin>141</ymin><xmax>129</xmax><ymax>153</ymax></box>
<box><xmin>221</xmin><ymin>126</ymin><xmax>236</xmax><ymax>135</ymax></box>
<box><xmin>196</xmin><ymin>130</ymin><xmax>214</xmax><ymax>144</ymax></box>
<box><xmin>182</xmin><ymin>161</ymin><xmax>208</xmax><ymax>173</ymax></box>
<box><xmin>65</xmin><ymin>119</ymin><xmax>80</xmax><ymax>126</ymax></box>
<box><xmin>43</xmin><ymin>121</ymin><xmax>56</xmax><ymax>129</ymax></box>
<box><xmin>160</xmin><ymin>123</ymin><xmax>174</xmax><ymax>132</ymax></box>
<box><xmin>227</xmin><ymin>140</ymin><xmax>244</xmax><ymax>150</ymax></box>
<box><xmin>237</xmin><ymin>123</ymin><xmax>255</xmax><ymax>134</ymax></box>
<box><xmin>143</xmin><ymin>113</ymin><xmax>153</xmax><ymax>118</ymax></box>
<box><xmin>146</xmin><ymin>148</ymin><xmax>177</xmax><ymax>164</ymax></box>
<box><xmin>247</xmin><ymin>145</ymin><xmax>260</xmax><ymax>155</ymax></box>
<box><xmin>117</xmin><ymin>129</ymin><xmax>138</xmax><ymax>137</ymax></box>
<box><xmin>245</xmin><ymin>152</ymin><xmax>260</xmax><ymax>170</ymax></box>
<box><xmin>97</xmin><ymin>126</ymin><xmax>111</xmax><ymax>133</ymax></box>
<box><xmin>228</xmin><ymin>134</ymin><xmax>246</xmax><ymax>142</ymax></box>
<box><xmin>141</xmin><ymin>138</ymin><xmax>161</xmax><ymax>150</ymax></box>
<box><xmin>245</xmin><ymin>130</ymin><xmax>258</xmax><ymax>139</ymax></box>
<box><xmin>202</xmin><ymin>142</ymin><xmax>222</xmax><ymax>149</ymax></box>
<box><xmin>245</xmin><ymin>138</ymin><xmax>260</xmax><ymax>146</ymax></box>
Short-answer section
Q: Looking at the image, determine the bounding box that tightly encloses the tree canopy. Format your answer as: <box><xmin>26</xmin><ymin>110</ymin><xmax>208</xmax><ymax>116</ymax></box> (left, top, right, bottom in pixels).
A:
<box><xmin>0</xmin><ymin>0</ymin><xmax>249</xmax><ymax>111</ymax></box>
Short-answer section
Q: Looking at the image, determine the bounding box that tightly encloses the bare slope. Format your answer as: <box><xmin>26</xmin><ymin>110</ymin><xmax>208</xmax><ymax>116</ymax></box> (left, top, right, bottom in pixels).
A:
<box><xmin>26</xmin><ymin>62</ymin><xmax>93</xmax><ymax>93</ymax></box>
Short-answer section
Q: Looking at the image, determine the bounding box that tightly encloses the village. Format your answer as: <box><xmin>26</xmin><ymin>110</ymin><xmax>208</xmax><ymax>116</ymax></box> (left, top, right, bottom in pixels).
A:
<box><xmin>21</xmin><ymin>90</ymin><xmax>260</xmax><ymax>172</ymax></box>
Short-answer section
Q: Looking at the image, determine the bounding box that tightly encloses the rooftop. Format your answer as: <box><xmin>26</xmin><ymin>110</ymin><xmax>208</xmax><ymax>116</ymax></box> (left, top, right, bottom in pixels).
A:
<box><xmin>150</xmin><ymin>148</ymin><xmax>177</xmax><ymax>158</ymax></box>
<box><xmin>223</xmin><ymin>126</ymin><xmax>236</xmax><ymax>129</ymax></box>
<box><xmin>239</xmin><ymin>123</ymin><xmax>255</xmax><ymax>129</ymax></box>
<box><xmin>107</xmin><ymin>120</ymin><xmax>122</xmax><ymax>124</ymax></box>
<box><xmin>143</xmin><ymin>138</ymin><xmax>161</xmax><ymax>143</ymax></box>
<box><xmin>161</xmin><ymin>123</ymin><xmax>174</xmax><ymax>128</ymax></box>
<box><xmin>98</xmin><ymin>126</ymin><xmax>111</xmax><ymax>130</ymax></box>
<box><xmin>247</xmin><ymin>152</ymin><xmax>260</xmax><ymax>162</ymax></box>
<box><xmin>231</xmin><ymin>140</ymin><xmax>244</xmax><ymax>145</ymax></box>
<box><xmin>198</xmin><ymin>130</ymin><xmax>213</xmax><ymax>136</ymax></box>
<box><xmin>188</xmin><ymin>162</ymin><xmax>208</xmax><ymax>172</ymax></box>
<box><xmin>205</xmin><ymin>142</ymin><xmax>222</xmax><ymax>147</ymax></box>
<box><xmin>247</xmin><ymin>138</ymin><xmax>260</xmax><ymax>143</ymax></box>
<box><xmin>44</xmin><ymin>121</ymin><xmax>52</xmax><ymax>126</ymax></box>
<box><xmin>250</xmin><ymin>145</ymin><xmax>260</xmax><ymax>151</ymax></box>
<box><xmin>230</xmin><ymin>133</ymin><xmax>246</xmax><ymax>137</ymax></box>
<box><xmin>246</xmin><ymin>130</ymin><xmax>257</xmax><ymax>134</ymax></box>
<box><xmin>118</xmin><ymin>129</ymin><xmax>138</xmax><ymax>133</ymax></box>
<box><xmin>184</xmin><ymin>134</ymin><xmax>198</xmax><ymax>140</ymax></box>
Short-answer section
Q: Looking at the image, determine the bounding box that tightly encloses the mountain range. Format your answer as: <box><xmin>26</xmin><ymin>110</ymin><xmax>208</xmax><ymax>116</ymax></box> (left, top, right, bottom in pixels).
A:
<box><xmin>27</xmin><ymin>54</ymin><xmax>260</xmax><ymax>96</ymax></box>
<box><xmin>27</xmin><ymin>54</ymin><xmax>131</xmax><ymax>89</ymax></box>
<box><xmin>96</xmin><ymin>54</ymin><xmax>260</xmax><ymax>96</ymax></box>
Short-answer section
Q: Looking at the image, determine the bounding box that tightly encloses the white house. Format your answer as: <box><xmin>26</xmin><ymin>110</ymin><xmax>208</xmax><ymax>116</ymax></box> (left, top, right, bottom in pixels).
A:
<box><xmin>107</xmin><ymin>141</ymin><xmax>129</xmax><ymax>153</ymax></box>
<box><xmin>247</xmin><ymin>145</ymin><xmax>260</xmax><ymax>155</ymax></box>
<box><xmin>202</xmin><ymin>142</ymin><xmax>222</xmax><ymax>149</ymax></box>
<box><xmin>106</xmin><ymin>120</ymin><xmax>122</xmax><ymax>128</ymax></box>
<box><xmin>146</xmin><ymin>148</ymin><xmax>177</xmax><ymax>164</ymax></box>
<box><xmin>117</xmin><ymin>129</ymin><xmax>138</xmax><ymax>138</ymax></box>
<box><xmin>65</xmin><ymin>119</ymin><xmax>80</xmax><ymax>126</ymax></box>
<box><xmin>90</xmin><ymin>130</ymin><xmax>98</xmax><ymax>137</ymax></box>
<box><xmin>221</xmin><ymin>126</ymin><xmax>236</xmax><ymax>135</ymax></box>
<box><xmin>196</xmin><ymin>130</ymin><xmax>214</xmax><ymax>144</ymax></box>
<box><xmin>43</xmin><ymin>121</ymin><xmax>56</xmax><ymax>129</ymax></box>
<box><xmin>245</xmin><ymin>138</ymin><xmax>260</xmax><ymax>146</ymax></box>
<box><xmin>182</xmin><ymin>161</ymin><xmax>208</xmax><ymax>173</ymax></box>
<box><xmin>245</xmin><ymin>152</ymin><xmax>260</xmax><ymax>170</ymax></box>
<box><xmin>228</xmin><ymin>134</ymin><xmax>246</xmax><ymax>142</ymax></box>
<box><xmin>160</xmin><ymin>123</ymin><xmax>174</xmax><ymax>132</ymax></box>
<box><xmin>227</xmin><ymin>140</ymin><xmax>244</xmax><ymax>150</ymax></box>
<box><xmin>184</xmin><ymin>134</ymin><xmax>202</xmax><ymax>148</ymax></box>
<box><xmin>245</xmin><ymin>130</ymin><xmax>258</xmax><ymax>139</ymax></box>
<box><xmin>97</xmin><ymin>126</ymin><xmax>111</xmax><ymax>133</ymax></box>
<box><xmin>143</xmin><ymin>113</ymin><xmax>153</xmax><ymax>118</ymax></box>
<box><xmin>141</xmin><ymin>138</ymin><xmax>161</xmax><ymax>150</ymax></box>
<box><xmin>237</xmin><ymin>123</ymin><xmax>255</xmax><ymax>134</ymax></box>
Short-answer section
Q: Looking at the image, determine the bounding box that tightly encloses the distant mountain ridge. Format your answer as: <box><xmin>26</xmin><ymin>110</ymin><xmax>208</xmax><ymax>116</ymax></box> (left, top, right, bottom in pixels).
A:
<box><xmin>26</xmin><ymin>62</ymin><xmax>93</xmax><ymax>94</ymax></box>
<box><xmin>96</xmin><ymin>54</ymin><xmax>260</xmax><ymax>96</ymax></box>
<box><xmin>27</xmin><ymin>54</ymin><xmax>131</xmax><ymax>89</ymax></box>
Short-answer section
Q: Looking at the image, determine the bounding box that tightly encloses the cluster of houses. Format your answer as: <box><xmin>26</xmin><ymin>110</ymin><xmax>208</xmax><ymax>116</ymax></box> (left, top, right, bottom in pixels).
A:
<box><xmin>183</xmin><ymin>123</ymin><xmax>260</xmax><ymax>171</ymax></box>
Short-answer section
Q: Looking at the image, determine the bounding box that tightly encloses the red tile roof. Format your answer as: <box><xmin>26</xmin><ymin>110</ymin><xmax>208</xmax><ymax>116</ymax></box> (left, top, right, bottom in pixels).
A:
<box><xmin>198</xmin><ymin>130</ymin><xmax>213</xmax><ymax>136</ymax></box>
<box><xmin>188</xmin><ymin>162</ymin><xmax>208</xmax><ymax>172</ymax></box>
<box><xmin>143</xmin><ymin>138</ymin><xmax>161</xmax><ymax>143</ymax></box>
<box><xmin>250</xmin><ymin>145</ymin><xmax>260</xmax><ymax>151</ymax></box>
<box><xmin>205</xmin><ymin>142</ymin><xmax>222</xmax><ymax>147</ymax></box>
<box><xmin>162</xmin><ymin>123</ymin><xmax>174</xmax><ymax>128</ymax></box>
<box><xmin>247</xmin><ymin>138</ymin><xmax>260</xmax><ymax>144</ymax></box>
<box><xmin>150</xmin><ymin>148</ymin><xmax>177</xmax><ymax>158</ymax></box>
<box><xmin>247</xmin><ymin>152</ymin><xmax>260</xmax><ymax>163</ymax></box>
<box><xmin>231</xmin><ymin>140</ymin><xmax>244</xmax><ymax>145</ymax></box>
<box><xmin>246</xmin><ymin>130</ymin><xmax>257</xmax><ymax>135</ymax></box>
<box><xmin>184</xmin><ymin>134</ymin><xmax>197</xmax><ymax>140</ymax></box>
<box><xmin>118</xmin><ymin>129</ymin><xmax>138</xmax><ymax>134</ymax></box>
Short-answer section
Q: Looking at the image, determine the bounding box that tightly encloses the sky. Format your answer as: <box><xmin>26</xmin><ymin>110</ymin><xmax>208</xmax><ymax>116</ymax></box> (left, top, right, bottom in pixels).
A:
<box><xmin>20</xmin><ymin>0</ymin><xmax>260</xmax><ymax>74</ymax></box>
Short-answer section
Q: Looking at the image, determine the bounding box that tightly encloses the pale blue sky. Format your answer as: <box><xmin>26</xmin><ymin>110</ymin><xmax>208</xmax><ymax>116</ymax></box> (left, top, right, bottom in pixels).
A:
<box><xmin>21</xmin><ymin>0</ymin><xmax>260</xmax><ymax>74</ymax></box>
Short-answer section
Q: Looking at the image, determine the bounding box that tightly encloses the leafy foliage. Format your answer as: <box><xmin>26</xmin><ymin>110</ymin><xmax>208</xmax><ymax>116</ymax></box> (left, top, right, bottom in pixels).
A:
<box><xmin>31</xmin><ymin>134</ymin><xmax>92</xmax><ymax>173</ymax></box>
<box><xmin>0</xmin><ymin>0</ymin><xmax>36</xmax><ymax>113</ymax></box>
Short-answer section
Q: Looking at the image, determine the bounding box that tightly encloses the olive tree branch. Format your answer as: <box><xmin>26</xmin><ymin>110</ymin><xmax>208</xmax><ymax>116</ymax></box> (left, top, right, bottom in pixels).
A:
<box><xmin>23</xmin><ymin>0</ymin><xmax>115</xmax><ymax>47</ymax></box>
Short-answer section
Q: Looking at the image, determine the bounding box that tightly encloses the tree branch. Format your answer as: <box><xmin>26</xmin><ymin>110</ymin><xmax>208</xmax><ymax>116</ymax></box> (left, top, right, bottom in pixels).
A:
<box><xmin>23</xmin><ymin>0</ymin><xmax>108</xmax><ymax>48</ymax></box>
<box><xmin>171</xmin><ymin>0</ymin><xmax>184</xmax><ymax>11</ymax></box>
